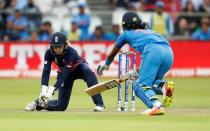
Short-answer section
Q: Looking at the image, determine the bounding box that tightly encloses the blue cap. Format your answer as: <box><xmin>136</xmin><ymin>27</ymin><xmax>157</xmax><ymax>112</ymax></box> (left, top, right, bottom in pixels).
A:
<box><xmin>71</xmin><ymin>19</ymin><xmax>77</xmax><ymax>24</ymax></box>
<box><xmin>122</xmin><ymin>12</ymin><xmax>141</xmax><ymax>24</ymax></box>
<box><xmin>156</xmin><ymin>1</ymin><xmax>165</xmax><ymax>8</ymax></box>
<box><xmin>78</xmin><ymin>3</ymin><xmax>86</xmax><ymax>8</ymax></box>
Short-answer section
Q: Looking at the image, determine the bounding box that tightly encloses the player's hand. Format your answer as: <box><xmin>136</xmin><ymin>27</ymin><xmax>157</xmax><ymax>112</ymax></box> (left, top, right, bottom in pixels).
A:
<box><xmin>39</xmin><ymin>85</ymin><xmax>48</xmax><ymax>107</ymax></box>
<box><xmin>39</xmin><ymin>86</ymin><xmax>55</xmax><ymax>107</ymax></box>
<box><xmin>125</xmin><ymin>70</ymin><xmax>139</xmax><ymax>80</ymax></box>
<box><xmin>46</xmin><ymin>86</ymin><xmax>55</xmax><ymax>98</ymax></box>
<box><xmin>66</xmin><ymin>40</ymin><xmax>71</xmax><ymax>46</ymax></box>
<box><xmin>39</xmin><ymin>95</ymin><xmax>49</xmax><ymax>108</ymax></box>
<box><xmin>97</xmin><ymin>64</ymin><xmax>110</xmax><ymax>76</ymax></box>
<box><xmin>45</xmin><ymin>85</ymin><xmax>55</xmax><ymax>101</ymax></box>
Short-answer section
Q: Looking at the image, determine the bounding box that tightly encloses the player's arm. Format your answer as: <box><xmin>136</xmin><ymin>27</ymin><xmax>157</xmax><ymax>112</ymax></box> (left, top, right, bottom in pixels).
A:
<box><xmin>106</xmin><ymin>46</ymin><xmax>120</xmax><ymax>65</ymax></box>
<box><xmin>41</xmin><ymin>60</ymin><xmax>51</xmax><ymax>86</ymax></box>
<box><xmin>39</xmin><ymin>50</ymin><xmax>53</xmax><ymax>106</ymax></box>
<box><xmin>97</xmin><ymin>32</ymin><xmax>127</xmax><ymax>76</ymax></box>
<box><xmin>106</xmin><ymin>31</ymin><xmax>127</xmax><ymax>65</ymax></box>
<box><xmin>54</xmin><ymin>60</ymin><xmax>83</xmax><ymax>89</ymax></box>
<box><xmin>54</xmin><ymin>48</ymin><xmax>81</xmax><ymax>90</ymax></box>
<box><xmin>41</xmin><ymin>50</ymin><xmax>52</xmax><ymax>87</ymax></box>
<box><xmin>97</xmin><ymin>45</ymin><xmax>121</xmax><ymax>76</ymax></box>
<box><xmin>39</xmin><ymin>64</ymin><xmax>72</xmax><ymax>107</ymax></box>
<box><xmin>41</xmin><ymin>49</ymin><xmax>55</xmax><ymax>85</ymax></box>
<box><xmin>40</xmin><ymin>59</ymin><xmax>82</xmax><ymax>107</ymax></box>
<box><xmin>53</xmin><ymin>66</ymin><xmax>70</xmax><ymax>89</ymax></box>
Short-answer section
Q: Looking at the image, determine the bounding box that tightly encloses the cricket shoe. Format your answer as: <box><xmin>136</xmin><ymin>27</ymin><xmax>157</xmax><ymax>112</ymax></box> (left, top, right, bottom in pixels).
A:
<box><xmin>25</xmin><ymin>101</ymin><xmax>37</xmax><ymax>111</ymax></box>
<box><xmin>93</xmin><ymin>106</ymin><xmax>105</xmax><ymax>112</ymax></box>
<box><xmin>141</xmin><ymin>101</ymin><xmax>164</xmax><ymax>115</ymax></box>
<box><xmin>163</xmin><ymin>81</ymin><xmax>175</xmax><ymax>107</ymax></box>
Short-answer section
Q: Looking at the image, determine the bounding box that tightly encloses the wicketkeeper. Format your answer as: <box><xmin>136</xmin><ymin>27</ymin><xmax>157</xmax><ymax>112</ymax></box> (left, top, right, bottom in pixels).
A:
<box><xmin>25</xmin><ymin>32</ymin><xmax>105</xmax><ymax>111</ymax></box>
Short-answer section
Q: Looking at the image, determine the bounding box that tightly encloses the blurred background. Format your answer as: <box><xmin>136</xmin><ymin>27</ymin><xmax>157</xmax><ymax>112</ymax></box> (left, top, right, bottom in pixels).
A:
<box><xmin>0</xmin><ymin>0</ymin><xmax>210</xmax><ymax>41</ymax></box>
<box><xmin>0</xmin><ymin>2</ymin><xmax>210</xmax><ymax>130</ymax></box>
<box><xmin>0</xmin><ymin>0</ymin><xmax>210</xmax><ymax>78</ymax></box>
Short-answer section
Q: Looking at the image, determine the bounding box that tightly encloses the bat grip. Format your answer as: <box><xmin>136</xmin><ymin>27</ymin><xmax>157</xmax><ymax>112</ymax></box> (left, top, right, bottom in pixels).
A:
<box><xmin>119</xmin><ymin>78</ymin><xmax>128</xmax><ymax>83</ymax></box>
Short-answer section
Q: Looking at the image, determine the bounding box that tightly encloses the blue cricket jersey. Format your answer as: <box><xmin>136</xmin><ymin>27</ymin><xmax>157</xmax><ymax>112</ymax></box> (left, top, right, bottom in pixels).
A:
<box><xmin>191</xmin><ymin>28</ymin><xmax>210</xmax><ymax>40</ymax></box>
<box><xmin>41</xmin><ymin>46</ymin><xmax>82</xmax><ymax>89</ymax></box>
<box><xmin>74</xmin><ymin>14</ymin><xmax>91</xmax><ymax>41</ymax></box>
<box><xmin>115</xmin><ymin>29</ymin><xmax>170</xmax><ymax>53</ymax></box>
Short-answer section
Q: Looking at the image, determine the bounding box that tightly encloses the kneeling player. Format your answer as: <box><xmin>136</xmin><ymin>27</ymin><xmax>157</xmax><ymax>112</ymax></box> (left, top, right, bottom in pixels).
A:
<box><xmin>25</xmin><ymin>32</ymin><xmax>104</xmax><ymax>111</ymax></box>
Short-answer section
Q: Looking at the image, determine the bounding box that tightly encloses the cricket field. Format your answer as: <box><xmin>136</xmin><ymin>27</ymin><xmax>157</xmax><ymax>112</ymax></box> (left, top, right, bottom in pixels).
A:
<box><xmin>0</xmin><ymin>77</ymin><xmax>210</xmax><ymax>131</ymax></box>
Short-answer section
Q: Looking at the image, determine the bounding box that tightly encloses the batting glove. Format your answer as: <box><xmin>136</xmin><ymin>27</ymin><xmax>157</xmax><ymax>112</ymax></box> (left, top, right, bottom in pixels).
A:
<box><xmin>97</xmin><ymin>64</ymin><xmax>110</xmax><ymax>76</ymax></box>
<box><xmin>125</xmin><ymin>70</ymin><xmax>139</xmax><ymax>80</ymax></box>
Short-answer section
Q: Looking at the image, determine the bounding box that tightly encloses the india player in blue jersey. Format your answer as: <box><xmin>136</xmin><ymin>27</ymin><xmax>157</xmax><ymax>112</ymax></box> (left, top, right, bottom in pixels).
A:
<box><xmin>25</xmin><ymin>32</ymin><xmax>104</xmax><ymax>112</ymax></box>
<box><xmin>97</xmin><ymin>12</ymin><xmax>174</xmax><ymax>115</ymax></box>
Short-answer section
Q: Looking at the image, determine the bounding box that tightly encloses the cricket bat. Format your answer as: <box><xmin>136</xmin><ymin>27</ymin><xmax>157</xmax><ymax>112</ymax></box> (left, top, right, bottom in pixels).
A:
<box><xmin>85</xmin><ymin>78</ymin><xmax>128</xmax><ymax>96</ymax></box>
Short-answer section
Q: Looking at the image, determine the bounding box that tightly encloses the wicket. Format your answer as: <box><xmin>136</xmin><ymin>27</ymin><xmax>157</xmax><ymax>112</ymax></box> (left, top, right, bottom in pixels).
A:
<box><xmin>117</xmin><ymin>51</ymin><xmax>137</xmax><ymax>112</ymax></box>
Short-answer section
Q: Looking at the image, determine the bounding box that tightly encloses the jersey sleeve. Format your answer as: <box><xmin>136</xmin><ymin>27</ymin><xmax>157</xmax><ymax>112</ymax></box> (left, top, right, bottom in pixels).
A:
<box><xmin>115</xmin><ymin>31</ymin><xmax>127</xmax><ymax>48</ymax></box>
<box><xmin>191</xmin><ymin>30</ymin><xmax>200</xmax><ymax>40</ymax></box>
<box><xmin>53</xmin><ymin>47</ymin><xmax>82</xmax><ymax>89</ymax></box>
<box><xmin>41</xmin><ymin>50</ymin><xmax>52</xmax><ymax>86</ymax></box>
<box><xmin>53</xmin><ymin>66</ymin><xmax>70</xmax><ymax>89</ymax></box>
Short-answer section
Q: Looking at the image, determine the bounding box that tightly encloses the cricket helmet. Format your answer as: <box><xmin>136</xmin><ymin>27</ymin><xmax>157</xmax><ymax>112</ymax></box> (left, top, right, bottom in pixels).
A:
<box><xmin>122</xmin><ymin>12</ymin><xmax>148</xmax><ymax>30</ymax></box>
<box><xmin>49</xmin><ymin>32</ymin><xmax>67</xmax><ymax>56</ymax></box>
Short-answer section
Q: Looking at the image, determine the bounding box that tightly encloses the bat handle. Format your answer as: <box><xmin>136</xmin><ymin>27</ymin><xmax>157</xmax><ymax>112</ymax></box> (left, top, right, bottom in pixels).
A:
<box><xmin>119</xmin><ymin>78</ymin><xmax>128</xmax><ymax>83</ymax></box>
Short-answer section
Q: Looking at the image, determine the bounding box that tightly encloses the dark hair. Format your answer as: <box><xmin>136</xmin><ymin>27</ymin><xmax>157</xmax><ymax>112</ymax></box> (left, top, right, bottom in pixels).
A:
<box><xmin>141</xmin><ymin>22</ymin><xmax>150</xmax><ymax>29</ymax></box>
<box><xmin>43</xmin><ymin>21</ymin><xmax>52</xmax><ymax>26</ymax></box>
<box><xmin>122</xmin><ymin>12</ymin><xmax>149</xmax><ymax>30</ymax></box>
<box><xmin>122</xmin><ymin>21</ymin><xmax>149</xmax><ymax>30</ymax></box>
<box><xmin>182</xmin><ymin>1</ymin><xmax>196</xmax><ymax>12</ymax></box>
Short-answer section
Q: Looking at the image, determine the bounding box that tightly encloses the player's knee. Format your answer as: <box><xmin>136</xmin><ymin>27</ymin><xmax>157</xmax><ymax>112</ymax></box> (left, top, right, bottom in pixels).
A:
<box><xmin>83</xmin><ymin>66</ymin><xmax>93</xmax><ymax>74</ymax></box>
<box><xmin>57</xmin><ymin>102</ymin><xmax>68</xmax><ymax>111</ymax></box>
<box><xmin>133</xmin><ymin>82</ymin><xmax>151</xmax><ymax>95</ymax></box>
<box><xmin>57</xmin><ymin>106</ymin><xmax>68</xmax><ymax>111</ymax></box>
<box><xmin>82</xmin><ymin>66</ymin><xmax>98</xmax><ymax>84</ymax></box>
<box><xmin>59</xmin><ymin>107</ymin><xmax>67</xmax><ymax>111</ymax></box>
<box><xmin>134</xmin><ymin>86</ymin><xmax>142</xmax><ymax>96</ymax></box>
<box><xmin>81</xmin><ymin>64</ymin><xmax>94</xmax><ymax>74</ymax></box>
<box><xmin>133</xmin><ymin>83</ymin><xmax>142</xmax><ymax>96</ymax></box>
<box><xmin>133</xmin><ymin>81</ymin><xmax>140</xmax><ymax>91</ymax></box>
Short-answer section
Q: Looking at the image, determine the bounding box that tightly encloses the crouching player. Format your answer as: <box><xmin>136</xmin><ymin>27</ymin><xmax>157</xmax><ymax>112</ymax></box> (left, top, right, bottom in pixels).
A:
<box><xmin>25</xmin><ymin>32</ymin><xmax>105</xmax><ymax>111</ymax></box>
<box><xmin>97</xmin><ymin>12</ymin><xmax>174</xmax><ymax>115</ymax></box>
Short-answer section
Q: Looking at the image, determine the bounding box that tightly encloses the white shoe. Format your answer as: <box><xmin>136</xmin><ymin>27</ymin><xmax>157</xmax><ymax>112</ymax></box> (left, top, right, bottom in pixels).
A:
<box><xmin>25</xmin><ymin>101</ymin><xmax>37</xmax><ymax>111</ymax></box>
<box><xmin>141</xmin><ymin>106</ymin><xmax>164</xmax><ymax>115</ymax></box>
<box><xmin>93</xmin><ymin>106</ymin><xmax>104</xmax><ymax>112</ymax></box>
<box><xmin>141</xmin><ymin>101</ymin><xmax>164</xmax><ymax>115</ymax></box>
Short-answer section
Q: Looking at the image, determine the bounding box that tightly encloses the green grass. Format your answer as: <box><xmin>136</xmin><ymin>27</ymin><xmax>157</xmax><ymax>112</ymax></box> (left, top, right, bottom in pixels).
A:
<box><xmin>0</xmin><ymin>77</ymin><xmax>210</xmax><ymax>131</ymax></box>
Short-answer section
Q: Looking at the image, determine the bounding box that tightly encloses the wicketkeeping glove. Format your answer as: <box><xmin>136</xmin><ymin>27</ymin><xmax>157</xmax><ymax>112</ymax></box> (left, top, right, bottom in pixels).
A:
<box><xmin>125</xmin><ymin>70</ymin><xmax>139</xmax><ymax>80</ymax></box>
<box><xmin>97</xmin><ymin>64</ymin><xmax>110</xmax><ymax>76</ymax></box>
<box><xmin>39</xmin><ymin>85</ymin><xmax>55</xmax><ymax>108</ymax></box>
<box><xmin>45</xmin><ymin>86</ymin><xmax>55</xmax><ymax>100</ymax></box>
<box><xmin>39</xmin><ymin>85</ymin><xmax>48</xmax><ymax>107</ymax></box>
